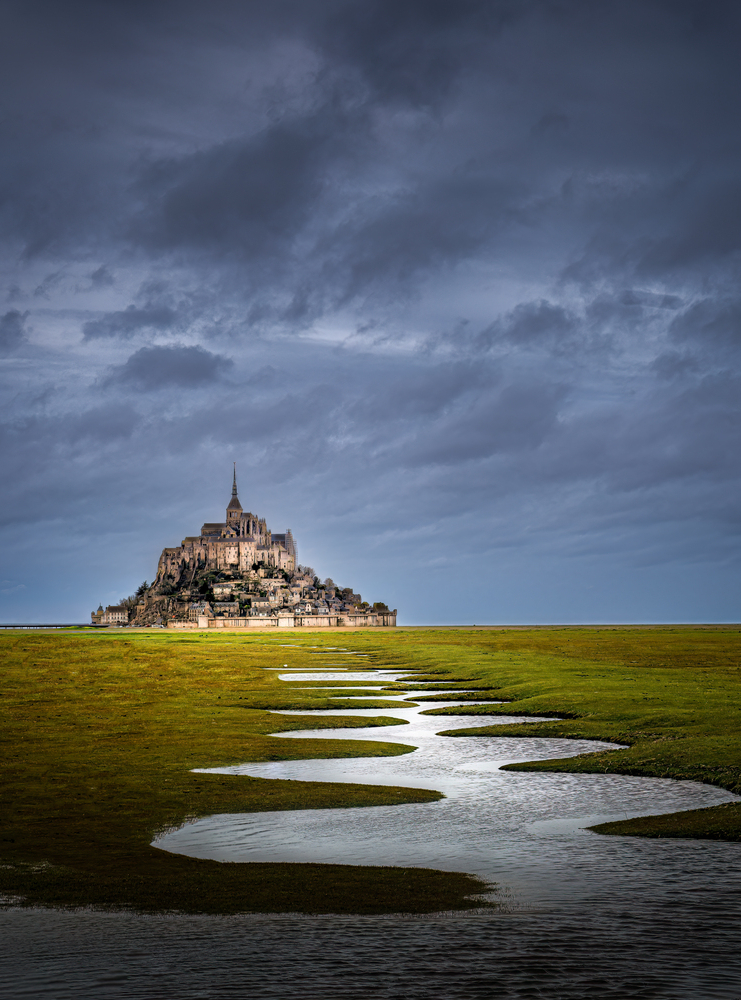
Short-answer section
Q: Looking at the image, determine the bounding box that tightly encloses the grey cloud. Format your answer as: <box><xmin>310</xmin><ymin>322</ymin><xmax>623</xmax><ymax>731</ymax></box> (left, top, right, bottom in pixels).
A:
<box><xmin>522</xmin><ymin>372</ymin><xmax>741</xmax><ymax>499</ymax></box>
<box><xmin>580</xmin><ymin>290</ymin><xmax>687</xmax><ymax>350</ymax></box>
<box><xmin>64</xmin><ymin>402</ymin><xmax>139</xmax><ymax>445</ymax></box>
<box><xmin>564</xmin><ymin>167</ymin><xmax>741</xmax><ymax>291</ymax></box>
<box><xmin>133</xmin><ymin>137</ymin><xmax>525</xmax><ymax>321</ymax></box>
<box><xmin>0</xmin><ymin>310</ymin><xmax>28</xmax><ymax>352</ymax></box>
<box><xmin>33</xmin><ymin>272</ymin><xmax>66</xmax><ymax>298</ymax></box>
<box><xmin>315</xmin><ymin>0</ymin><xmax>520</xmax><ymax>109</ymax></box>
<box><xmin>330</xmin><ymin>174</ymin><xmax>523</xmax><ymax>307</ymax></box>
<box><xmin>637</xmin><ymin>172</ymin><xmax>741</xmax><ymax>275</ymax></box>
<box><xmin>669</xmin><ymin>298</ymin><xmax>741</xmax><ymax>352</ymax></box>
<box><xmin>349</xmin><ymin>362</ymin><xmax>493</xmax><ymax>423</ymax></box>
<box><xmin>134</xmin><ymin>115</ymin><xmax>341</xmax><ymax>256</ymax></box>
<box><xmin>1</xmin><ymin>0</ymin><xmax>741</xmax><ymax>623</ymax></box>
<box><xmin>479</xmin><ymin>301</ymin><xmax>575</xmax><ymax>350</ymax></box>
<box><xmin>504</xmin><ymin>302</ymin><xmax>573</xmax><ymax>343</ymax></box>
<box><xmin>106</xmin><ymin>345</ymin><xmax>233</xmax><ymax>390</ymax></box>
<box><xmin>90</xmin><ymin>266</ymin><xmax>115</xmax><ymax>288</ymax></box>
<box><xmin>604</xmin><ymin>374</ymin><xmax>741</xmax><ymax>493</ymax></box>
<box><xmin>618</xmin><ymin>290</ymin><xmax>683</xmax><ymax>310</ymax></box>
<box><xmin>83</xmin><ymin>305</ymin><xmax>178</xmax><ymax>340</ymax></box>
<box><xmin>409</xmin><ymin>381</ymin><xmax>568</xmax><ymax>467</ymax></box>
<box><xmin>0</xmin><ymin>402</ymin><xmax>139</xmax><ymax>474</ymax></box>
<box><xmin>650</xmin><ymin>350</ymin><xmax>701</xmax><ymax>380</ymax></box>
<box><xmin>244</xmin><ymin>365</ymin><xmax>280</xmax><ymax>387</ymax></box>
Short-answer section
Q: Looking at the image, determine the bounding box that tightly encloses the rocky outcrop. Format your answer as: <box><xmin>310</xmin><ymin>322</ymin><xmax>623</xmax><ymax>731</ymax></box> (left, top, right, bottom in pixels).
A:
<box><xmin>128</xmin><ymin>596</ymin><xmax>191</xmax><ymax>627</ymax></box>
<box><xmin>93</xmin><ymin>472</ymin><xmax>397</xmax><ymax>628</ymax></box>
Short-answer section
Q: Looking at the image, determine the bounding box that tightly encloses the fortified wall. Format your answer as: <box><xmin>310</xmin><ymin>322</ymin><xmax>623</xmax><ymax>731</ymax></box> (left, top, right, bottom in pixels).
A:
<box><xmin>93</xmin><ymin>470</ymin><xmax>396</xmax><ymax>629</ymax></box>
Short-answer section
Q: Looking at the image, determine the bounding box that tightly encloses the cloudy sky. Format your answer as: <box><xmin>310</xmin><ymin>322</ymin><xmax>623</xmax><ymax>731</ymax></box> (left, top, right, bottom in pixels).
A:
<box><xmin>1</xmin><ymin>0</ymin><xmax>740</xmax><ymax>624</ymax></box>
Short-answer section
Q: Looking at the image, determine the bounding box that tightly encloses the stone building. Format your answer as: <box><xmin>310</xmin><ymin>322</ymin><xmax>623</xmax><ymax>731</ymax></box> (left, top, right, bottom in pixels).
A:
<box><xmin>154</xmin><ymin>468</ymin><xmax>297</xmax><ymax>589</ymax></box>
<box><xmin>91</xmin><ymin>604</ymin><xmax>128</xmax><ymax>625</ymax></box>
<box><xmin>94</xmin><ymin>468</ymin><xmax>397</xmax><ymax>629</ymax></box>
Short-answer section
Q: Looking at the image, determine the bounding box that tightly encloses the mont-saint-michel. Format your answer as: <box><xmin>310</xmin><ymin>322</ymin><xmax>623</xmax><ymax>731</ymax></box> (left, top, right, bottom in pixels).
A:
<box><xmin>92</xmin><ymin>469</ymin><xmax>396</xmax><ymax>629</ymax></box>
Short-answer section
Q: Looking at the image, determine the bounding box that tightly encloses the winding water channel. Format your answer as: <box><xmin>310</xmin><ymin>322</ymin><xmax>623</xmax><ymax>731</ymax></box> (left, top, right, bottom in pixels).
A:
<box><xmin>156</xmin><ymin>668</ymin><xmax>738</xmax><ymax>913</ymax></box>
<box><xmin>5</xmin><ymin>661</ymin><xmax>741</xmax><ymax>998</ymax></box>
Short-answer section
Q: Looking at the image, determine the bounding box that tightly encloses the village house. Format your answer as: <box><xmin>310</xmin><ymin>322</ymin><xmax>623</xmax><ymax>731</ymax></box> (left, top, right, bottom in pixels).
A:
<box><xmin>91</xmin><ymin>605</ymin><xmax>128</xmax><ymax>625</ymax></box>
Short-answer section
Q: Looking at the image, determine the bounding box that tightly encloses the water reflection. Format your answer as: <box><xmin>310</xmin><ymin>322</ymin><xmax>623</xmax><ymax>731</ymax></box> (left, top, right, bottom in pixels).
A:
<box><xmin>156</xmin><ymin>675</ymin><xmax>739</xmax><ymax>915</ymax></box>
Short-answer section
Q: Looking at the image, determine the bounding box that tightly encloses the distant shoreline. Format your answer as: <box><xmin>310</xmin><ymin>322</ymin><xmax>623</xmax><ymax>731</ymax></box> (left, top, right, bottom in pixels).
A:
<box><xmin>1</xmin><ymin>621</ymin><xmax>739</xmax><ymax>631</ymax></box>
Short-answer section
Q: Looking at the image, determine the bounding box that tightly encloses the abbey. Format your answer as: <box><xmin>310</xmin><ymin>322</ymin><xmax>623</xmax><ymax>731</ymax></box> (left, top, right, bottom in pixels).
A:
<box><xmin>154</xmin><ymin>468</ymin><xmax>298</xmax><ymax>586</ymax></box>
<box><xmin>94</xmin><ymin>469</ymin><xmax>396</xmax><ymax>630</ymax></box>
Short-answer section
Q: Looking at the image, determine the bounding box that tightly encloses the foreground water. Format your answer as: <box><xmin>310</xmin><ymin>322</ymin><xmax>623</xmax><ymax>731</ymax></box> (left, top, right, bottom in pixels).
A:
<box><xmin>4</xmin><ymin>666</ymin><xmax>741</xmax><ymax>998</ymax></box>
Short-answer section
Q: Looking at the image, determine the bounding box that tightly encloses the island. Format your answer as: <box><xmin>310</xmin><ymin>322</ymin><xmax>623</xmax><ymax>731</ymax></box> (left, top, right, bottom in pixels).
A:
<box><xmin>92</xmin><ymin>468</ymin><xmax>397</xmax><ymax>630</ymax></box>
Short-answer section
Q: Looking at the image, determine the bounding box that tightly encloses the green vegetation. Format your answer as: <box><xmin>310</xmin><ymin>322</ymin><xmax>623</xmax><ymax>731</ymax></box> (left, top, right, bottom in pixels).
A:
<box><xmin>0</xmin><ymin>631</ymin><xmax>487</xmax><ymax>914</ymax></box>
<box><xmin>385</xmin><ymin>626</ymin><xmax>741</xmax><ymax>839</ymax></box>
<box><xmin>589</xmin><ymin>801</ymin><xmax>741</xmax><ymax>840</ymax></box>
<box><xmin>2</xmin><ymin>625</ymin><xmax>740</xmax><ymax>916</ymax></box>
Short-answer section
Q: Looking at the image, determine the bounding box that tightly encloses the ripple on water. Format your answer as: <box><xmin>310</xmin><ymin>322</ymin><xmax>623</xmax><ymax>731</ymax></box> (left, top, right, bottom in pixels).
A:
<box><xmin>4</xmin><ymin>905</ymin><xmax>741</xmax><ymax>999</ymax></box>
<box><xmin>155</xmin><ymin>680</ymin><xmax>739</xmax><ymax>919</ymax></box>
<box><xmin>7</xmin><ymin>670</ymin><xmax>740</xmax><ymax>999</ymax></box>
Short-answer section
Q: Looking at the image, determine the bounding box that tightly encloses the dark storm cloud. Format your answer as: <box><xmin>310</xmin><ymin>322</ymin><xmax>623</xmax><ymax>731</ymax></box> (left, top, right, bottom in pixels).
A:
<box><xmin>669</xmin><ymin>298</ymin><xmax>741</xmax><ymax>353</ymax></box>
<box><xmin>636</xmin><ymin>171</ymin><xmax>741</xmax><ymax>276</ymax></box>
<box><xmin>316</xmin><ymin>0</ymin><xmax>518</xmax><ymax>108</ymax></box>
<box><xmin>134</xmin><ymin>110</ymin><xmax>351</xmax><ymax>257</ymax></box>
<box><xmin>130</xmin><ymin>106</ymin><xmax>525</xmax><ymax>322</ymax></box>
<box><xmin>83</xmin><ymin>305</ymin><xmax>179</xmax><ymax>340</ymax></box>
<box><xmin>328</xmin><ymin>173</ymin><xmax>526</xmax><ymax>310</ymax></box>
<box><xmin>89</xmin><ymin>266</ymin><xmax>115</xmax><ymax>288</ymax></box>
<box><xmin>1</xmin><ymin>0</ymin><xmax>741</xmax><ymax>622</ymax></box>
<box><xmin>349</xmin><ymin>362</ymin><xmax>492</xmax><ymax>422</ymax></box>
<box><xmin>106</xmin><ymin>345</ymin><xmax>233</xmax><ymax>390</ymax></box>
<box><xmin>0</xmin><ymin>401</ymin><xmax>139</xmax><ymax>488</ymax></box>
<box><xmin>409</xmin><ymin>381</ymin><xmax>568</xmax><ymax>467</ymax></box>
<box><xmin>0</xmin><ymin>310</ymin><xmax>28</xmax><ymax>352</ymax></box>
<box><xmin>477</xmin><ymin>302</ymin><xmax>577</xmax><ymax>352</ymax></box>
<box><xmin>650</xmin><ymin>351</ymin><xmax>700</xmax><ymax>381</ymax></box>
<box><xmin>617</xmin><ymin>291</ymin><xmax>683</xmax><ymax>310</ymax></box>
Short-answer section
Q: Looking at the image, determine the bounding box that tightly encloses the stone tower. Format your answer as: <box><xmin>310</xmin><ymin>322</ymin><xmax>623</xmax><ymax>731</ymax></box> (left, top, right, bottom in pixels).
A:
<box><xmin>226</xmin><ymin>464</ymin><xmax>243</xmax><ymax>527</ymax></box>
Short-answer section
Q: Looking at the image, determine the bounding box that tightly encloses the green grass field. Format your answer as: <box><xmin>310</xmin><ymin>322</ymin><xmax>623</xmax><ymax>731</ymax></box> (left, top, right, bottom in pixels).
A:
<box><xmin>1</xmin><ymin>625</ymin><xmax>739</xmax><ymax>914</ymax></box>
<box><xmin>396</xmin><ymin>626</ymin><xmax>741</xmax><ymax>840</ymax></box>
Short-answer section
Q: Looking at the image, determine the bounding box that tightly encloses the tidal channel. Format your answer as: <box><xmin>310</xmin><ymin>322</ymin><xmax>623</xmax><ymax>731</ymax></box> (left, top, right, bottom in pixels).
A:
<box><xmin>4</xmin><ymin>665</ymin><xmax>741</xmax><ymax>998</ymax></box>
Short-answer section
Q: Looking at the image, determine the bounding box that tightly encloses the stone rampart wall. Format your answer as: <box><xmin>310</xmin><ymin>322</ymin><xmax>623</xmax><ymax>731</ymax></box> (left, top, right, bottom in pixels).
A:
<box><xmin>168</xmin><ymin>612</ymin><xmax>397</xmax><ymax>630</ymax></box>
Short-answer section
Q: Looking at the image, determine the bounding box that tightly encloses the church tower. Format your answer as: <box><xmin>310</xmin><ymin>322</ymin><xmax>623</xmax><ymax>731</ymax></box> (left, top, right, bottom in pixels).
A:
<box><xmin>226</xmin><ymin>464</ymin><xmax>243</xmax><ymax>527</ymax></box>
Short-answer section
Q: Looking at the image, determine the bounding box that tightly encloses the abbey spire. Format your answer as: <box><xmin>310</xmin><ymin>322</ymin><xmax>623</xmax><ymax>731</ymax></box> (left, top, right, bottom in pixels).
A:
<box><xmin>226</xmin><ymin>463</ymin><xmax>243</xmax><ymax>524</ymax></box>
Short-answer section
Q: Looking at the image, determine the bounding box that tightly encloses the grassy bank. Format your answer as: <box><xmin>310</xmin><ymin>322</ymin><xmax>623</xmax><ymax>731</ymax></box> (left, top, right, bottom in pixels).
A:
<box><xmin>0</xmin><ymin>631</ymin><xmax>487</xmax><ymax>914</ymax></box>
<box><xmin>381</xmin><ymin>626</ymin><xmax>741</xmax><ymax>840</ymax></box>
